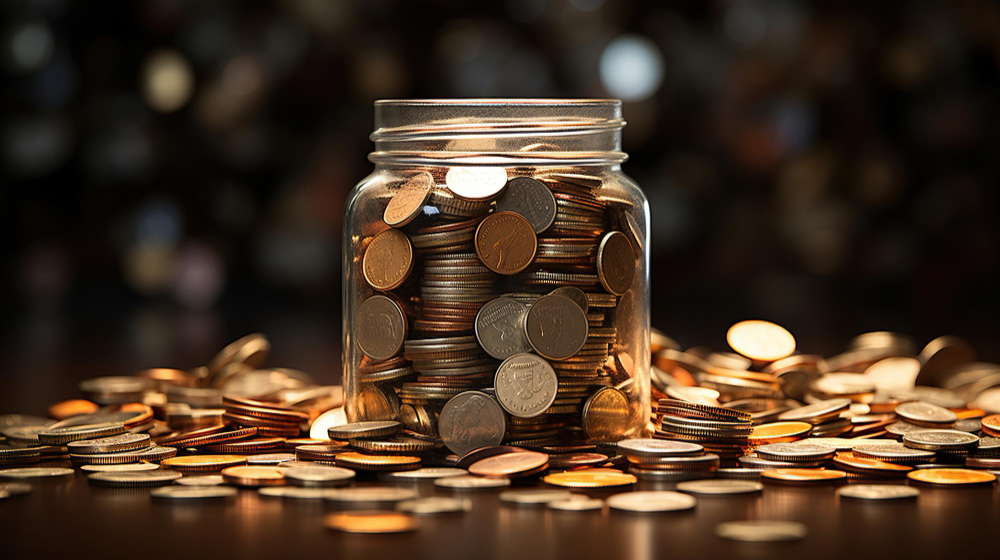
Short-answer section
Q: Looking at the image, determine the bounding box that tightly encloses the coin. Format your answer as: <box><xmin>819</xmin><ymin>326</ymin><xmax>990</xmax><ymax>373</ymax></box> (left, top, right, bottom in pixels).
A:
<box><xmin>324</xmin><ymin>510</ymin><xmax>419</xmax><ymax>534</ymax></box>
<box><xmin>474</xmin><ymin>211</ymin><xmax>537</xmax><ymax>275</ymax></box>
<box><xmin>606</xmin><ymin>491</ymin><xmax>697</xmax><ymax>513</ymax></box>
<box><xmin>837</xmin><ymin>484</ymin><xmax>920</xmax><ymax>500</ymax></box>
<box><xmin>474</xmin><ymin>297</ymin><xmax>531</xmax><ymax>360</ymax></box>
<box><xmin>439</xmin><ymin>391</ymin><xmax>506</xmax><ymax>456</ymax></box>
<box><xmin>907</xmin><ymin>468</ymin><xmax>996</xmax><ymax>486</ymax></box>
<box><xmin>832</xmin><ymin>452</ymin><xmax>913</xmax><ymax>474</ymax></box>
<box><xmin>495</xmin><ymin>177</ymin><xmax>557</xmax><ymax>233</ymax></box>
<box><xmin>777</xmin><ymin>398</ymin><xmax>850</xmax><ymax>424</ymax></box>
<box><xmin>379</xmin><ymin>468</ymin><xmax>468</xmax><ymax>482</ymax></box>
<box><xmin>397</xmin><ymin>497</ymin><xmax>471</xmax><ymax>514</ymax></box>
<box><xmin>384</xmin><ymin>171</ymin><xmax>434</xmax><ymax>227</ymax></box>
<box><xmin>88</xmin><ymin>470</ymin><xmax>183</xmax><ymax>487</ymax></box>
<box><xmin>247</xmin><ymin>453</ymin><xmax>298</xmax><ymax>466</ymax></box>
<box><xmin>547</xmin><ymin>496</ymin><xmax>604</xmax><ymax>511</ymax></box>
<box><xmin>335</xmin><ymin>452</ymin><xmax>421</xmax><ymax>472</ymax></box>
<box><xmin>716</xmin><ymin>520</ymin><xmax>807</xmax><ymax>542</ymax></box>
<box><xmin>0</xmin><ymin>467</ymin><xmax>74</xmax><ymax>478</ymax></box>
<box><xmin>617</xmin><ymin>439</ymin><xmax>704</xmax><ymax>458</ymax></box>
<box><xmin>174</xmin><ymin>475</ymin><xmax>226</xmax><ymax>486</ymax></box>
<box><xmin>151</xmin><ymin>486</ymin><xmax>237</xmax><ymax>500</ymax></box>
<box><xmin>499</xmin><ymin>489</ymin><xmax>575</xmax><ymax>504</ymax></box>
<box><xmin>283</xmin><ymin>466</ymin><xmax>356</xmax><ymax>487</ymax></box>
<box><xmin>548</xmin><ymin>286</ymin><xmax>589</xmax><ymax>313</ymax></box>
<box><xmin>582</xmin><ymin>387</ymin><xmax>631</xmax><ymax>442</ymax></box>
<box><xmin>259</xmin><ymin>487</ymin><xmax>334</xmax><ymax>499</ymax></box>
<box><xmin>0</xmin><ymin>482</ymin><xmax>32</xmax><ymax>499</ymax></box>
<box><xmin>356</xmin><ymin>295</ymin><xmax>407</xmax><ymax>361</ymax></box>
<box><xmin>38</xmin><ymin>422</ymin><xmax>127</xmax><ymax>445</ymax></box>
<box><xmin>221</xmin><ymin>466</ymin><xmax>286</xmax><ymax>487</ymax></box>
<box><xmin>895</xmin><ymin>401</ymin><xmax>958</xmax><ymax>426</ymax></box>
<box><xmin>748</xmin><ymin>421</ymin><xmax>813</xmax><ymax>443</ymax></box>
<box><xmin>162</xmin><ymin>455</ymin><xmax>248</xmax><ymax>473</ymax></box>
<box><xmin>852</xmin><ymin>443</ymin><xmax>935</xmax><ymax>463</ymax></box>
<box><xmin>596</xmin><ymin>231</ymin><xmax>636</xmax><ymax>296</ymax></box>
<box><xmin>761</xmin><ymin>468</ymin><xmax>847</xmax><ymax>484</ymax></box>
<box><xmin>310</xmin><ymin>407</ymin><xmax>347</xmax><ymax>440</ymax></box>
<box><xmin>67</xmin><ymin>433</ymin><xmax>151</xmax><ymax>455</ymax></box>
<box><xmin>755</xmin><ymin>442</ymin><xmax>836</xmax><ymax>463</ymax></box>
<box><xmin>207</xmin><ymin>333</ymin><xmax>270</xmax><ymax>375</ymax></box>
<box><xmin>80</xmin><ymin>462</ymin><xmax>161</xmax><ymax>473</ymax></box>
<box><xmin>468</xmin><ymin>451</ymin><xmax>549</xmax><ymax>478</ymax></box>
<box><xmin>328</xmin><ymin>421</ymin><xmax>401</xmax><ymax>440</ymax></box>
<box><xmin>675</xmin><ymin>479</ymin><xmax>763</xmax><ymax>495</ymax></box>
<box><xmin>726</xmin><ymin>320</ymin><xmax>796</xmax><ymax>362</ymax></box>
<box><xmin>494</xmin><ymin>354</ymin><xmax>558</xmax><ymax>418</ymax></box>
<box><xmin>363</xmin><ymin>229</ymin><xmax>414</xmax><ymax>291</ymax></box>
<box><xmin>543</xmin><ymin>469</ymin><xmax>636</xmax><ymax>488</ymax></box>
<box><xmin>524</xmin><ymin>294</ymin><xmax>589</xmax><ymax>360</ymax></box>
<box><xmin>47</xmin><ymin>399</ymin><xmax>99</xmax><ymax>421</ymax></box>
<box><xmin>325</xmin><ymin>486</ymin><xmax>418</xmax><ymax>504</ymax></box>
<box><xmin>902</xmin><ymin>430</ymin><xmax>979</xmax><ymax>451</ymax></box>
<box><xmin>445</xmin><ymin>166</ymin><xmax>508</xmax><ymax>200</ymax></box>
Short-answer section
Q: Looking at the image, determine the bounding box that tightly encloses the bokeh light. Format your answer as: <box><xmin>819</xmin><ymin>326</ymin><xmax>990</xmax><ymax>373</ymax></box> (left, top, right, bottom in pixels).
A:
<box><xmin>141</xmin><ymin>48</ymin><xmax>195</xmax><ymax>113</ymax></box>
<box><xmin>599</xmin><ymin>35</ymin><xmax>665</xmax><ymax>102</ymax></box>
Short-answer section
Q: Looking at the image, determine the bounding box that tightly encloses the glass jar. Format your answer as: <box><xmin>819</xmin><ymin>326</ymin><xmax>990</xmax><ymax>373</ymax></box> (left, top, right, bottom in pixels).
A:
<box><xmin>342</xmin><ymin>99</ymin><xmax>649</xmax><ymax>454</ymax></box>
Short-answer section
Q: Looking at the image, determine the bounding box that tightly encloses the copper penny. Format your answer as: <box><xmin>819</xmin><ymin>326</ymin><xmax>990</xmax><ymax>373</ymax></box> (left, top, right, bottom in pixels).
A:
<box><xmin>334</xmin><ymin>452</ymin><xmax>421</xmax><ymax>472</ymax></box>
<box><xmin>47</xmin><ymin>399</ymin><xmax>98</xmax><ymax>421</ymax></box>
<box><xmin>748</xmin><ymin>421</ymin><xmax>813</xmax><ymax>444</ymax></box>
<box><xmin>362</xmin><ymin>229</ymin><xmax>414</xmax><ymax>291</ymax></box>
<box><xmin>383</xmin><ymin>172</ymin><xmax>433</xmax><ymax>227</ymax></box>
<box><xmin>726</xmin><ymin>320</ymin><xmax>796</xmax><ymax>362</ymax></box>
<box><xmin>221</xmin><ymin>465</ymin><xmax>286</xmax><ymax>487</ymax></box>
<box><xmin>907</xmin><ymin>468</ymin><xmax>996</xmax><ymax>486</ymax></box>
<box><xmin>324</xmin><ymin>511</ymin><xmax>419</xmax><ymax>534</ymax></box>
<box><xmin>356</xmin><ymin>295</ymin><xmax>407</xmax><ymax>361</ymax></box>
<box><xmin>474</xmin><ymin>211</ymin><xmax>537</xmax><ymax>275</ymax></box>
<box><xmin>543</xmin><ymin>469</ymin><xmax>637</xmax><ymax>488</ymax></box>
<box><xmin>582</xmin><ymin>387</ymin><xmax>631</xmax><ymax>442</ymax></box>
<box><xmin>162</xmin><ymin>455</ymin><xmax>248</xmax><ymax>473</ymax></box>
<box><xmin>468</xmin><ymin>451</ymin><xmax>549</xmax><ymax>478</ymax></box>
<box><xmin>596</xmin><ymin>231</ymin><xmax>636</xmax><ymax>296</ymax></box>
<box><xmin>761</xmin><ymin>468</ymin><xmax>848</xmax><ymax>484</ymax></box>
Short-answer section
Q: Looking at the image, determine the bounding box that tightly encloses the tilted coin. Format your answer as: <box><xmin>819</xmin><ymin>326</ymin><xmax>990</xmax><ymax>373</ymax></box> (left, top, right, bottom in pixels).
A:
<box><xmin>902</xmin><ymin>430</ymin><xmax>979</xmax><ymax>451</ymax></box>
<box><xmin>38</xmin><ymin>422</ymin><xmax>127</xmax><ymax>445</ymax></box>
<box><xmin>837</xmin><ymin>484</ymin><xmax>920</xmax><ymax>500</ymax></box>
<box><xmin>748</xmin><ymin>421</ymin><xmax>813</xmax><ymax>443</ymax></box>
<box><xmin>582</xmin><ymin>387</ymin><xmax>631</xmax><ymax>442</ymax></box>
<box><xmin>726</xmin><ymin>320</ymin><xmax>796</xmax><ymax>362</ymax></box>
<box><xmin>324</xmin><ymin>510</ymin><xmax>419</xmax><ymax>534</ymax></box>
<box><xmin>310</xmin><ymin>407</ymin><xmax>347</xmax><ymax>440</ymax></box>
<box><xmin>616</xmin><ymin>439</ymin><xmax>704</xmax><ymax>458</ymax></box>
<box><xmin>356</xmin><ymin>295</ymin><xmax>407</xmax><ymax>361</ymax></box>
<box><xmin>474</xmin><ymin>211</ymin><xmax>537</xmax><ymax>275</ymax></box>
<box><xmin>445</xmin><ymin>166</ymin><xmax>508</xmax><ymax>200</ymax></box>
<box><xmin>494</xmin><ymin>354</ymin><xmax>558</xmax><ymax>418</ymax></box>
<box><xmin>151</xmin><ymin>486</ymin><xmax>237</xmax><ymax>500</ymax></box>
<box><xmin>88</xmin><ymin>470</ymin><xmax>183</xmax><ymax>487</ymax></box>
<box><xmin>777</xmin><ymin>398</ymin><xmax>850</xmax><ymax>424</ymax></box>
<box><xmin>606</xmin><ymin>491</ymin><xmax>697</xmax><ymax>513</ymax></box>
<box><xmin>0</xmin><ymin>467</ymin><xmax>74</xmax><ymax>479</ymax></box>
<box><xmin>283</xmin><ymin>466</ymin><xmax>356</xmax><ymax>487</ymax></box>
<box><xmin>81</xmin><ymin>462</ymin><xmax>161</xmax><ymax>473</ymax></box>
<box><xmin>548</xmin><ymin>286</ymin><xmax>589</xmax><ymax>314</ymax></box>
<box><xmin>67</xmin><ymin>433</ymin><xmax>151</xmax><ymax>455</ymax></box>
<box><xmin>474</xmin><ymin>298</ymin><xmax>531</xmax><ymax>360</ymax></box>
<box><xmin>716</xmin><ymin>521</ymin><xmax>807</xmax><ymax>542</ymax></box>
<box><xmin>0</xmin><ymin>482</ymin><xmax>32</xmax><ymax>499</ymax></box>
<box><xmin>524</xmin><ymin>294</ymin><xmax>589</xmax><ymax>360</ymax></box>
<box><xmin>907</xmin><ymin>468</ymin><xmax>996</xmax><ymax>486</ymax></box>
<box><xmin>499</xmin><ymin>489</ymin><xmax>574</xmax><ymax>504</ymax></box>
<box><xmin>596</xmin><ymin>231</ymin><xmax>636</xmax><ymax>296</ymax></box>
<box><xmin>206</xmin><ymin>333</ymin><xmax>270</xmax><ymax>376</ymax></box>
<box><xmin>547</xmin><ymin>497</ymin><xmax>604</xmax><ymax>511</ymax></box>
<box><xmin>247</xmin><ymin>453</ymin><xmax>298</xmax><ymax>466</ymax></box>
<box><xmin>396</xmin><ymin>496</ymin><xmax>471</xmax><ymax>514</ymax></box>
<box><xmin>328</xmin><ymin>421</ymin><xmax>401</xmax><ymax>440</ymax></box>
<box><xmin>543</xmin><ymin>469</ymin><xmax>637</xmax><ymax>488</ymax></box>
<box><xmin>439</xmin><ymin>391</ymin><xmax>506</xmax><ymax>456</ymax></box>
<box><xmin>384</xmin><ymin>171</ymin><xmax>433</xmax><ymax>227</ymax></box>
<box><xmin>325</xmin><ymin>486</ymin><xmax>418</xmax><ymax>504</ymax></box>
<box><xmin>468</xmin><ymin>451</ymin><xmax>549</xmax><ymax>478</ymax></box>
<box><xmin>362</xmin><ymin>229</ymin><xmax>414</xmax><ymax>291</ymax></box>
<box><xmin>895</xmin><ymin>401</ymin><xmax>957</xmax><ymax>426</ymax></box>
<box><xmin>174</xmin><ymin>475</ymin><xmax>226</xmax><ymax>486</ymax></box>
<box><xmin>495</xmin><ymin>177</ymin><xmax>556</xmax><ymax>233</ymax></box>
<box><xmin>675</xmin><ymin>479</ymin><xmax>763</xmax><ymax>495</ymax></box>
<box><xmin>221</xmin><ymin>466</ymin><xmax>286</xmax><ymax>487</ymax></box>
<box><xmin>434</xmin><ymin>475</ymin><xmax>511</xmax><ymax>490</ymax></box>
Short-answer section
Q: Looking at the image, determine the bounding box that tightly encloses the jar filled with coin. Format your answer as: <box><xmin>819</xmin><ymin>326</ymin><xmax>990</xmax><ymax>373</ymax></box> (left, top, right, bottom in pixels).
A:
<box><xmin>343</xmin><ymin>99</ymin><xmax>649</xmax><ymax>455</ymax></box>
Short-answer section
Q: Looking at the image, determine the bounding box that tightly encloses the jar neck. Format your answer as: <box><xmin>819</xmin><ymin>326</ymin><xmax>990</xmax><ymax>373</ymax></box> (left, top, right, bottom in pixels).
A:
<box><xmin>369</xmin><ymin>99</ymin><xmax>627</xmax><ymax>167</ymax></box>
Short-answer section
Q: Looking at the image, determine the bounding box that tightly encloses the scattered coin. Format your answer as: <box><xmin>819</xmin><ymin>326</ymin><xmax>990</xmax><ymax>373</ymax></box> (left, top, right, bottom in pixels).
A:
<box><xmin>616</xmin><ymin>439</ymin><xmax>704</xmax><ymax>458</ymax></box>
<box><xmin>547</xmin><ymin>496</ymin><xmax>605</xmax><ymax>511</ymax></box>
<box><xmin>221</xmin><ymin>466</ymin><xmax>286</xmax><ymax>487</ymax></box>
<box><xmin>174</xmin><ymin>475</ymin><xmax>226</xmax><ymax>486</ymax></box>
<box><xmin>0</xmin><ymin>482</ymin><xmax>32</xmax><ymax>499</ymax></box>
<box><xmin>500</xmin><ymin>489</ymin><xmax>574</xmax><ymax>504</ymax></box>
<box><xmin>582</xmin><ymin>387</ymin><xmax>631</xmax><ymax>442</ymax></box>
<box><xmin>259</xmin><ymin>486</ymin><xmax>334</xmax><ymax>499</ymax></box>
<box><xmin>434</xmin><ymin>475</ymin><xmax>511</xmax><ymax>490</ymax></box>
<box><xmin>716</xmin><ymin>520</ymin><xmax>807</xmax><ymax>542</ymax></box>
<box><xmin>756</xmin><ymin>442</ymin><xmax>836</xmax><ymax>463</ymax></box>
<box><xmin>902</xmin><ymin>430</ymin><xmax>979</xmax><ymax>452</ymax></box>
<box><xmin>325</xmin><ymin>486</ymin><xmax>418</xmax><ymax>505</ymax></box>
<box><xmin>675</xmin><ymin>479</ymin><xmax>763</xmax><ymax>495</ymax></box>
<box><xmin>0</xmin><ymin>467</ymin><xmax>74</xmax><ymax>479</ymax></box>
<box><xmin>726</xmin><ymin>320</ymin><xmax>796</xmax><ymax>362</ymax></box>
<box><xmin>907</xmin><ymin>468</ymin><xmax>996</xmax><ymax>486</ymax></box>
<box><xmin>895</xmin><ymin>401</ymin><xmax>958</xmax><ymax>426</ymax></box>
<box><xmin>283</xmin><ymin>466</ymin><xmax>356</xmax><ymax>488</ymax></box>
<box><xmin>162</xmin><ymin>455</ymin><xmax>248</xmax><ymax>473</ymax></box>
<box><xmin>543</xmin><ymin>469</ymin><xmax>637</xmax><ymax>488</ymax></box>
<box><xmin>397</xmin><ymin>497</ymin><xmax>471</xmax><ymax>514</ymax></box>
<box><xmin>761</xmin><ymin>468</ymin><xmax>847</xmax><ymax>484</ymax></box>
<box><xmin>81</xmin><ymin>462</ymin><xmax>161</xmax><ymax>473</ymax></box>
<box><xmin>380</xmin><ymin>468</ymin><xmax>468</xmax><ymax>482</ymax></box>
<box><xmin>837</xmin><ymin>485</ymin><xmax>920</xmax><ymax>500</ymax></box>
<box><xmin>468</xmin><ymin>451</ymin><xmax>549</xmax><ymax>478</ymax></box>
<box><xmin>324</xmin><ymin>510</ymin><xmax>419</xmax><ymax>534</ymax></box>
<box><xmin>151</xmin><ymin>486</ymin><xmax>237</xmax><ymax>500</ymax></box>
<box><xmin>88</xmin><ymin>470</ymin><xmax>183</xmax><ymax>488</ymax></box>
<box><xmin>328</xmin><ymin>421</ymin><xmax>401</xmax><ymax>440</ymax></box>
<box><xmin>606</xmin><ymin>491</ymin><xmax>697</xmax><ymax>513</ymax></box>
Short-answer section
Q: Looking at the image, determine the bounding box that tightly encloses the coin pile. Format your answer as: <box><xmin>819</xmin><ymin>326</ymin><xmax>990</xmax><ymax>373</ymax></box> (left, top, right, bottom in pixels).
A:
<box><xmin>352</xmin><ymin>167</ymin><xmax>644</xmax><ymax>454</ymax></box>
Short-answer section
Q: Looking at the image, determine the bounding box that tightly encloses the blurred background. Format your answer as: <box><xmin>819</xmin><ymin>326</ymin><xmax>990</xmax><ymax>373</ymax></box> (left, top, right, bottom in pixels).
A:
<box><xmin>2</xmin><ymin>0</ymin><xmax>999</xmax><ymax>411</ymax></box>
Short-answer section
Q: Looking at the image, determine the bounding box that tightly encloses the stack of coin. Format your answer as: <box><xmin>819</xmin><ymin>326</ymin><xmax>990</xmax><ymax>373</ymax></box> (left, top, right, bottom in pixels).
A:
<box><xmin>221</xmin><ymin>396</ymin><xmax>306</xmax><ymax>439</ymax></box>
<box><xmin>654</xmin><ymin>399</ymin><xmax>753</xmax><ymax>463</ymax></box>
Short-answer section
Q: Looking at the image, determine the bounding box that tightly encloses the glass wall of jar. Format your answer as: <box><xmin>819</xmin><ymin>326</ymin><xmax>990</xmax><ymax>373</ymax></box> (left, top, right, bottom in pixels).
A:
<box><xmin>342</xmin><ymin>99</ymin><xmax>649</xmax><ymax>454</ymax></box>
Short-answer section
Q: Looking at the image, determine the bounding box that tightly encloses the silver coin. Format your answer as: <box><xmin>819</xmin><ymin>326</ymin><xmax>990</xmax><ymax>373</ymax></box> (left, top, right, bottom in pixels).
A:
<box><xmin>853</xmin><ymin>443</ymin><xmax>936</xmax><ymax>462</ymax></box>
<box><xmin>324</xmin><ymin>486</ymin><xmax>417</xmax><ymax>504</ymax></box>
<box><xmin>474</xmin><ymin>298</ymin><xmax>531</xmax><ymax>360</ymax></box>
<box><xmin>356</xmin><ymin>295</ymin><xmax>407</xmax><ymax>361</ymax></box>
<box><xmin>716</xmin><ymin>468</ymin><xmax>764</xmax><ymax>480</ymax></box>
<box><xmin>81</xmin><ymin>463</ymin><xmax>161</xmax><ymax>473</ymax></box>
<box><xmin>902</xmin><ymin>430</ymin><xmax>979</xmax><ymax>451</ymax></box>
<box><xmin>524</xmin><ymin>295</ymin><xmax>589</xmax><ymax>360</ymax></box>
<box><xmin>837</xmin><ymin>484</ymin><xmax>920</xmax><ymax>500</ymax></box>
<box><xmin>445</xmin><ymin>166</ymin><xmax>508</xmax><ymax>200</ymax></box>
<box><xmin>151</xmin><ymin>486</ymin><xmax>237</xmax><ymax>500</ymax></box>
<box><xmin>247</xmin><ymin>453</ymin><xmax>298</xmax><ymax>466</ymax></box>
<box><xmin>284</xmin><ymin>466</ymin><xmax>356</xmax><ymax>487</ymax></box>
<box><xmin>547</xmin><ymin>497</ymin><xmax>604</xmax><ymax>511</ymax></box>
<box><xmin>494</xmin><ymin>353</ymin><xmax>558</xmax><ymax>418</ymax></box>
<box><xmin>675</xmin><ymin>479</ymin><xmax>763</xmax><ymax>495</ymax></box>
<box><xmin>616</xmin><ymin>438</ymin><xmax>704</xmax><ymax>458</ymax></box>
<box><xmin>259</xmin><ymin>486</ymin><xmax>334</xmax><ymax>499</ymax></box>
<box><xmin>439</xmin><ymin>391</ymin><xmax>506</xmax><ymax>455</ymax></box>
<box><xmin>0</xmin><ymin>467</ymin><xmax>74</xmax><ymax>479</ymax></box>
<box><xmin>379</xmin><ymin>468</ymin><xmax>468</xmax><ymax>482</ymax></box>
<box><xmin>895</xmin><ymin>401</ymin><xmax>958</xmax><ymax>425</ymax></box>
<box><xmin>0</xmin><ymin>482</ymin><xmax>32</xmax><ymax>499</ymax></box>
<box><xmin>804</xmin><ymin>438</ymin><xmax>896</xmax><ymax>450</ymax></box>
<box><xmin>607</xmin><ymin>491</ymin><xmax>697</xmax><ymax>513</ymax></box>
<box><xmin>397</xmin><ymin>496</ymin><xmax>471</xmax><ymax>514</ymax></box>
<box><xmin>756</xmin><ymin>442</ymin><xmax>836</xmax><ymax>462</ymax></box>
<box><xmin>174</xmin><ymin>475</ymin><xmax>226</xmax><ymax>486</ymax></box>
<box><xmin>495</xmin><ymin>177</ymin><xmax>556</xmax><ymax>233</ymax></box>
<box><xmin>327</xmin><ymin>420</ymin><xmax>400</xmax><ymax>440</ymax></box>
<box><xmin>499</xmin><ymin>489</ymin><xmax>573</xmax><ymax>504</ymax></box>
<box><xmin>435</xmin><ymin>475</ymin><xmax>511</xmax><ymax>490</ymax></box>
<box><xmin>66</xmin><ymin>433</ymin><xmax>150</xmax><ymax>455</ymax></box>
<box><xmin>38</xmin><ymin>422</ymin><xmax>126</xmax><ymax>445</ymax></box>
<box><xmin>886</xmin><ymin>421</ymin><xmax>927</xmax><ymax>437</ymax></box>
<box><xmin>277</xmin><ymin>461</ymin><xmax>322</xmax><ymax>469</ymax></box>
<box><xmin>716</xmin><ymin>520</ymin><xmax>807</xmax><ymax>542</ymax></box>
<box><xmin>777</xmin><ymin>398</ymin><xmax>851</xmax><ymax>424</ymax></box>
<box><xmin>88</xmin><ymin>470</ymin><xmax>182</xmax><ymax>487</ymax></box>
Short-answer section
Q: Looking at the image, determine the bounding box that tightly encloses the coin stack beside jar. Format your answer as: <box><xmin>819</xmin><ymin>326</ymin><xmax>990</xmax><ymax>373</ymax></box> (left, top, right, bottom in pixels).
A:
<box><xmin>352</xmin><ymin>166</ymin><xmax>644</xmax><ymax>456</ymax></box>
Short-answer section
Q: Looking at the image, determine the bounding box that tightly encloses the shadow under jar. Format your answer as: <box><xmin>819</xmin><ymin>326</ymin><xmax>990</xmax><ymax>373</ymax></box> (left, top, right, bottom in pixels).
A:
<box><xmin>343</xmin><ymin>99</ymin><xmax>650</xmax><ymax>455</ymax></box>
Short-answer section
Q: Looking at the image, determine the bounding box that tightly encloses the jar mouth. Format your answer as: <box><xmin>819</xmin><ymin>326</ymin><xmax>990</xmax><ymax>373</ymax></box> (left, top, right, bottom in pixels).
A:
<box><xmin>370</xmin><ymin>98</ymin><xmax>626</xmax><ymax>166</ymax></box>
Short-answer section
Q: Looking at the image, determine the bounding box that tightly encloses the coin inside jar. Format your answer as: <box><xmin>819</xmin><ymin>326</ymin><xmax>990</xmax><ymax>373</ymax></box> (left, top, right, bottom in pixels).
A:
<box><xmin>356</xmin><ymin>296</ymin><xmax>407</xmax><ymax>361</ymax></box>
<box><xmin>383</xmin><ymin>171</ymin><xmax>433</xmax><ymax>227</ymax></box>
<box><xmin>362</xmin><ymin>229</ymin><xmax>414</xmax><ymax>291</ymax></box>
<box><xmin>474</xmin><ymin>297</ymin><xmax>531</xmax><ymax>360</ymax></box>
<box><xmin>494</xmin><ymin>354</ymin><xmax>558</xmax><ymax>418</ymax></box>
<box><xmin>523</xmin><ymin>294</ymin><xmax>589</xmax><ymax>360</ymax></box>
<box><xmin>596</xmin><ymin>231</ymin><xmax>636</xmax><ymax>296</ymax></box>
<box><xmin>439</xmin><ymin>391</ymin><xmax>506</xmax><ymax>456</ymax></box>
<box><xmin>582</xmin><ymin>387</ymin><xmax>631</xmax><ymax>442</ymax></box>
<box><xmin>445</xmin><ymin>166</ymin><xmax>508</xmax><ymax>200</ymax></box>
<box><xmin>474</xmin><ymin>211</ymin><xmax>537</xmax><ymax>275</ymax></box>
<box><xmin>495</xmin><ymin>176</ymin><xmax>557</xmax><ymax>233</ymax></box>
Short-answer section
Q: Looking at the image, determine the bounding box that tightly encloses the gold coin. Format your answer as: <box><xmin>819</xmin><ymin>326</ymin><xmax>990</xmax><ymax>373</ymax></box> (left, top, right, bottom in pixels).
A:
<box><xmin>362</xmin><ymin>229</ymin><xmax>414</xmax><ymax>291</ymax></box>
<box><xmin>383</xmin><ymin>172</ymin><xmax>433</xmax><ymax>227</ymax></box>
<box><xmin>543</xmin><ymin>469</ymin><xmax>637</xmax><ymax>488</ymax></box>
<box><xmin>726</xmin><ymin>320</ymin><xmax>796</xmax><ymax>362</ymax></box>
<box><xmin>335</xmin><ymin>452</ymin><xmax>421</xmax><ymax>471</ymax></box>
<box><xmin>748</xmin><ymin>421</ymin><xmax>813</xmax><ymax>443</ymax></box>
<box><xmin>324</xmin><ymin>510</ymin><xmax>419</xmax><ymax>534</ymax></box>
<box><xmin>221</xmin><ymin>465</ymin><xmax>286</xmax><ymax>487</ymax></box>
<box><xmin>47</xmin><ymin>399</ymin><xmax>98</xmax><ymax>421</ymax></box>
<box><xmin>162</xmin><ymin>455</ymin><xmax>248</xmax><ymax>472</ymax></box>
<box><xmin>474</xmin><ymin>211</ymin><xmax>537</xmax><ymax>275</ymax></box>
<box><xmin>581</xmin><ymin>387</ymin><xmax>631</xmax><ymax>442</ymax></box>
<box><xmin>832</xmin><ymin>452</ymin><xmax>912</xmax><ymax>474</ymax></box>
<box><xmin>907</xmin><ymin>468</ymin><xmax>996</xmax><ymax>486</ymax></box>
<box><xmin>761</xmin><ymin>468</ymin><xmax>847</xmax><ymax>484</ymax></box>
